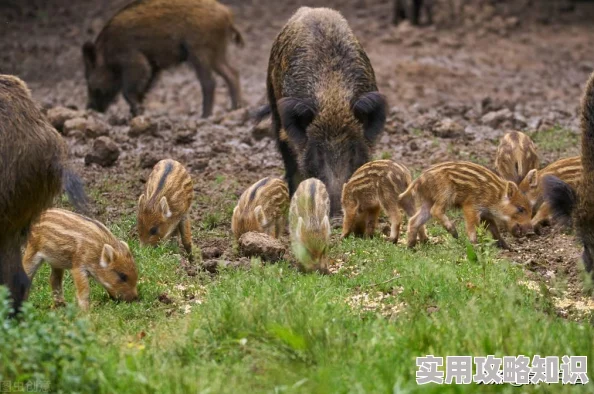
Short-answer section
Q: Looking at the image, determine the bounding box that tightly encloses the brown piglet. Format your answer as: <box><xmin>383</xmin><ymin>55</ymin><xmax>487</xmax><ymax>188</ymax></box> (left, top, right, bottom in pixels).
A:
<box><xmin>23</xmin><ymin>209</ymin><xmax>138</xmax><ymax>311</ymax></box>
<box><xmin>289</xmin><ymin>178</ymin><xmax>331</xmax><ymax>274</ymax></box>
<box><xmin>495</xmin><ymin>131</ymin><xmax>539</xmax><ymax>184</ymax></box>
<box><xmin>232</xmin><ymin>177</ymin><xmax>290</xmax><ymax>240</ymax></box>
<box><xmin>138</xmin><ymin>159</ymin><xmax>194</xmax><ymax>259</ymax></box>
<box><xmin>341</xmin><ymin>159</ymin><xmax>428</xmax><ymax>244</ymax></box>
<box><xmin>400</xmin><ymin>161</ymin><xmax>533</xmax><ymax>249</ymax></box>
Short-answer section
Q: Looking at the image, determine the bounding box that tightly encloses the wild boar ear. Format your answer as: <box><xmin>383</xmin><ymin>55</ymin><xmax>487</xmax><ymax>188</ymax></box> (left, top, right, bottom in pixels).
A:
<box><xmin>100</xmin><ymin>244</ymin><xmax>115</xmax><ymax>268</ymax></box>
<box><xmin>296</xmin><ymin>216</ymin><xmax>304</xmax><ymax>242</ymax></box>
<box><xmin>159</xmin><ymin>196</ymin><xmax>172</xmax><ymax>218</ymax></box>
<box><xmin>138</xmin><ymin>194</ymin><xmax>146</xmax><ymax>208</ymax></box>
<box><xmin>526</xmin><ymin>169</ymin><xmax>538</xmax><ymax>188</ymax></box>
<box><xmin>120</xmin><ymin>240</ymin><xmax>130</xmax><ymax>252</ymax></box>
<box><xmin>353</xmin><ymin>92</ymin><xmax>387</xmax><ymax>143</ymax></box>
<box><xmin>82</xmin><ymin>41</ymin><xmax>96</xmax><ymax>70</ymax></box>
<box><xmin>321</xmin><ymin>215</ymin><xmax>331</xmax><ymax>238</ymax></box>
<box><xmin>254</xmin><ymin>205</ymin><xmax>267</xmax><ymax>227</ymax></box>
<box><xmin>505</xmin><ymin>181</ymin><xmax>519</xmax><ymax>199</ymax></box>
<box><xmin>277</xmin><ymin>97</ymin><xmax>316</xmax><ymax>145</ymax></box>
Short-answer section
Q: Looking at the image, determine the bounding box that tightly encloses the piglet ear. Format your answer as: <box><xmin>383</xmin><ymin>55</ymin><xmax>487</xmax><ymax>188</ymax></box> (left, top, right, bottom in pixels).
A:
<box><xmin>120</xmin><ymin>240</ymin><xmax>130</xmax><ymax>252</ymax></box>
<box><xmin>321</xmin><ymin>215</ymin><xmax>331</xmax><ymax>238</ymax></box>
<box><xmin>100</xmin><ymin>244</ymin><xmax>115</xmax><ymax>268</ymax></box>
<box><xmin>159</xmin><ymin>196</ymin><xmax>172</xmax><ymax>218</ymax></box>
<box><xmin>526</xmin><ymin>169</ymin><xmax>538</xmax><ymax>188</ymax></box>
<box><xmin>505</xmin><ymin>181</ymin><xmax>518</xmax><ymax>199</ymax></box>
<box><xmin>353</xmin><ymin>92</ymin><xmax>387</xmax><ymax>143</ymax></box>
<box><xmin>278</xmin><ymin>97</ymin><xmax>316</xmax><ymax>145</ymax></box>
<box><xmin>138</xmin><ymin>194</ymin><xmax>146</xmax><ymax>208</ymax></box>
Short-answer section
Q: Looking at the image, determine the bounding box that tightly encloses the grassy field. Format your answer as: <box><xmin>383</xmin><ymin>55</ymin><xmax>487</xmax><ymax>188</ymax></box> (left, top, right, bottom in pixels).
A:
<box><xmin>2</xmin><ymin>203</ymin><xmax>593</xmax><ymax>393</ymax></box>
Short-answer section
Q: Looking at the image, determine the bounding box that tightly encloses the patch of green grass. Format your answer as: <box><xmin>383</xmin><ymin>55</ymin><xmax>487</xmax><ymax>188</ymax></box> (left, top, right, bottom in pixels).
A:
<box><xmin>8</xmin><ymin>213</ymin><xmax>593</xmax><ymax>393</ymax></box>
<box><xmin>529</xmin><ymin>126</ymin><xmax>579</xmax><ymax>155</ymax></box>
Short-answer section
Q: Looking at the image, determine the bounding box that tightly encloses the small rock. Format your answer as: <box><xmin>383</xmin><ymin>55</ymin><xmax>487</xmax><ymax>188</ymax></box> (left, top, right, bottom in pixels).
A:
<box><xmin>85</xmin><ymin>136</ymin><xmax>120</xmax><ymax>167</ymax></box>
<box><xmin>238</xmin><ymin>232</ymin><xmax>286</xmax><ymax>262</ymax></box>
<box><xmin>432</xmin><ymin>118</ymin><xmax>464</xmax><ymax>138</ymax></box>
<box><xmin>158</xmin><ymin>293</ymin><xmax>173</xmax><ymax>304</ymax></box>
<box><xmin>179</xmin><ymin>257</ymin><xmax>198</xmax><ymax>277</ymax></box>
<box><xmin>138</xmin><ymin>151</ymin><xmax>160</xmax><ymax>169</ymax></box>
<box><xmin>192</xmin><ymin>158</ymin><xmax>209</xmax><ymax>171</ymax></box>
<box><xmin>201</xmin><ymin>246</ymin><xmax>223</xmax><ymax>260</ymax></box>
<box><xmin>408</xmin><ymin>140</ymin><xmax>419</xmax><ymax>151</ymax></box>
<box><xmin>128</xmin><ymin>116</ymin><xmax>157</xmax><ymax>137</ymax></box>
<box><xmin>84</xmin><ymin>118</ymin><xmax>109</xmax><ymax>139</ymax></box>
<box><xmin>108</xmin><ymin>113</ymin><xmax>128</xmax><ymax>126</ymax></box>
<box><xmin>46</xmin><ymin>106</ymin><xmax>82</xmax><ymax>132</ymax></box>
<box><xmin>481</xmin><ymin>108</ymin><xmax>514</xmax><ymax>128</ymax></box>
<box><xmin>63</xmin><ymin>117</ymin><xmax>88</xmax><ymax>137</ymax></box>
<box><xmin>174</xmin><ymin>128</ymin><xmax>196</xmax><ymax>144</ymax></box>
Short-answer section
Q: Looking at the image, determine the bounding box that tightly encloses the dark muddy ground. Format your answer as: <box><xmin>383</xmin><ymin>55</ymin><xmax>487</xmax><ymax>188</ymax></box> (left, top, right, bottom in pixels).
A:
<box><xmin>2</xmin><ymin>0</ymin><xmax>594</xmax><ymax>313</ymax></box>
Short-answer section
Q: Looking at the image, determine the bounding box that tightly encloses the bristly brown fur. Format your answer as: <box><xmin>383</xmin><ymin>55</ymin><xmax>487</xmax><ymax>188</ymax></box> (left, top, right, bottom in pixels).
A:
<box><xmin>83</xmin><ymin>0</ymin><xmax>243</xmax><ymax>117</ymax></box>
<box><xmin>137</xmin><ymin>159</ymin><xmax>194</xmax><ymax>260</ymax></box>
<box><xmin>266</xmin><ymin>7</ymin><xmax>386</xmax><ymax>215</ymax></box>
<box><xmin>23</xmin><ymin>208</ymin><xmax>138</xmax><ymax>311</ymax></box>
<box><xmin>341</xmin><ymin>160</ymin><xmax>427</xmax><ymax>244</ymax></box>
<box><xmin>495</xmin><ymin>131</ymin><xmax>539</xmax><ymax>184</ymax></box>
<box><xmin>0</xmin><ymin>74</ymin><xmax>67</xmax><ymax>314</ymax></box>
<box><xmin>289</xmin><ymin>178</ymin><xmax>331</xmax><ymax>274</ymax></box>
<box><xmin>232</xmin><ymin>177</ymin><xmax>289</xmax><ymax>240</ymax></box>
<box><xmin>400</xmin><ymin>161</ymin><xmax>533</xmax><ymax>249</ymax></box>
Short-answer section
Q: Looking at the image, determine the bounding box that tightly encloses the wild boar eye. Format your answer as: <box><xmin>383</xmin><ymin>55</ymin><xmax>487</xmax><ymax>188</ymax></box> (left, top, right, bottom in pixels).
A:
<box><xmin>517</xmin><ymin>206</ymin><xmax>525</xmax><ymax>214</ymax></box>
<box><xmin>149</xmin><ymin>226</ymin><xmax>158</xmax><ymax>235</ymax></box>
<box><xmin>116</xmin><ymin>271</ymin><xmax>128</xmax><ymax>282</ymax></box>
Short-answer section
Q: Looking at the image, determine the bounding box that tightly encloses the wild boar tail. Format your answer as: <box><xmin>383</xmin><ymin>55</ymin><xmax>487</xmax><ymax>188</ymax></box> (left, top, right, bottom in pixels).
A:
<box><xmin>230</xmin><ymin>24</ymin><xmax>245</xmax><ymax>48</ymax></box>
<box><xmin>62</xmin><ymin>167</ymin><xmax>91</xmax><ymax>215</ymax></box>
<box><xmin>398</xmin><ymin>179</ymin><xmax>417</xmax><ymax>204</ymax></box>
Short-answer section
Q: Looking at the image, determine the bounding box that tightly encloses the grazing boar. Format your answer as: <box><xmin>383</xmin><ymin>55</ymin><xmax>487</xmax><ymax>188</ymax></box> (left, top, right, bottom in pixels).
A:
<box><xmin>138</xmin><ymin>159</ymin><xmax>194</xmax><ymax>259</ymax></box>
<box><xmin>23</xmin><ymin>209</ymin><xmax>138</xmax><ymax>311</ymax></box>
<box><xmin>545</xmin><ymin>71</ymin><xmax>594</xmax><ymax>278</ymax></box>
<box><xmin>495</xmin><ymin>131</ymin><xmax>539</xmax><ymax>184</ymax></box>
<box><xmin>341</xmin><ymin>160</ymin><xmax>428</xmax><ymax>244</ymax></box>
<box><xmin>264</xmin><ymin>7</ymin><xmax>386</xmax><ymax>215</ymax></box>
<box><xmin>519</xmin><ymin>156</ymin><xmax>580</xmax><ymax>233</ymax></box>
<box><xmin>289</xmin><ymin>178</ymin><xmax>331</xmax><ymax>274</ymax></box>
<box><xmin>232</xmin><ymin>177</ymin><xmax>290</xmax><ymax>240</ymax></box>
<box><xmin>400</xmin><ymin>161</ymin><xmax>533</xmax><ymax>249</ymax></box>
<box><xmin>0</xmin><ymin>75</ymin><xmax>88</xmax><ymax>314</ymax></box>
<box><xmin>82</xmin><ymin>0</ymin><xmax>243</xmax><ymax>117</ymax></box>
<box><xmin>393</xmin><ymin>0</ymin><xmax>434</xmax><ymax>26</ymax></box>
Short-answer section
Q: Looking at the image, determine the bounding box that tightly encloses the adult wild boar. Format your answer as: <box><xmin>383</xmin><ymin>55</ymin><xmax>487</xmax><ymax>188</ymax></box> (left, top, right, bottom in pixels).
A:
<box><xmin>265</xmin><ymin>7</ymin><xmax>386</xmax><ymax>214</ymax></box>
<box><xmin>0</xmin><ymin>75</ymin><xmax>88</xmax><ymax>314</ymax></box>
<box><xmin>82</xmin><ymin>0</ymin><xmax>244</xmax><ymax>117</ymax></box>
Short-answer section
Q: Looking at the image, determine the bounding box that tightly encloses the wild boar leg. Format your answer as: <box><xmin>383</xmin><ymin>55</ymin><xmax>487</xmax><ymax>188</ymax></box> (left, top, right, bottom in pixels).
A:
<box><xmin>71</xmin><ymin>267</ymin><xmax>91</xmax><ymax>311</ymax></box>
<box><xmin>278</xmin><ymin>140</ymin><xmax>300</xmax><ymax>195</ymax></box>
<box><xmin>341</xmin><ymin>209</ymin><xmax>356</xmax><ymax>239</ymax></box>
<box><xmin>178</xmin><ymin>215</ymin><xmax>193</xmax><ymax>261</ymax></box>
<box><xmin>353</xmin><ymin>211</ymin><xmax>368</xmax><ymax>237</ymax></box>
<box><xmin>50</xmin><ymin>268</ymin><xmax>66</xmax><ymax>307</ymax></box>
<box><xmin>393</xmin><ymin>0</ymin><xmax>407</xmax><ymax>24</ymax></box>
<box><xmin>121</xmin><ymin>52</ymin><xmax>153</xmax><ymax>116</ymax></box>
<box><xmin>213</xmin><ymin>61</ymin><xmax>242</xmax><ymax>110</ymax></box>
<box><xmin>462</xmin><ymin>203</ymin><xmax>480</xmax><ymax>243</ymax></box>
<box><xmin>1</xmin><ymin>240</ymin><xmax>30</xmax><ymax>314</ymax></box>
<box><xmin>430</xmin><ymin>203</ymin><xmax>459</xmax><ymax>239</ymax></box>
<box><xmin>407</xmin><ymin>201</ymin><xmax>431</xmax><ymax>248</ymax></box>
<box><xmin>531</xmin><ymin>203</ymin><xmax>551</xmax><ymax>235</ymax></box>
<box><xmin>482</xmin><ymin>216</ymin><xmax>509</xmax><ymax>249</ymax></box>
<box><xmin>189</xmin><ymin>56</ymin><xmax>216</xmax><ymax>118</ymax></box>
<box><xmin>399</xmin><ymin>192</ymin><xmax>429</xmax><ymax>243</ymax></box>
<box><xmin>367</xmin><ymin>206</ymin><xmax>381</xmax><ymax>238</ymax></box>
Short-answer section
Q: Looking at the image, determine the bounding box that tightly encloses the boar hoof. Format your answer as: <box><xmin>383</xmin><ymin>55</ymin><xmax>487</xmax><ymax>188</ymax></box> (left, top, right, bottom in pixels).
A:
<box><xmin>496</xmin><ymin>239</ymin><xmax>510</xmax><ymax>250</ymax></box>
<box><xmin>450</xmin><ymin>229</ymin><xmax>459</xmax><ymax>239</ymax></box>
